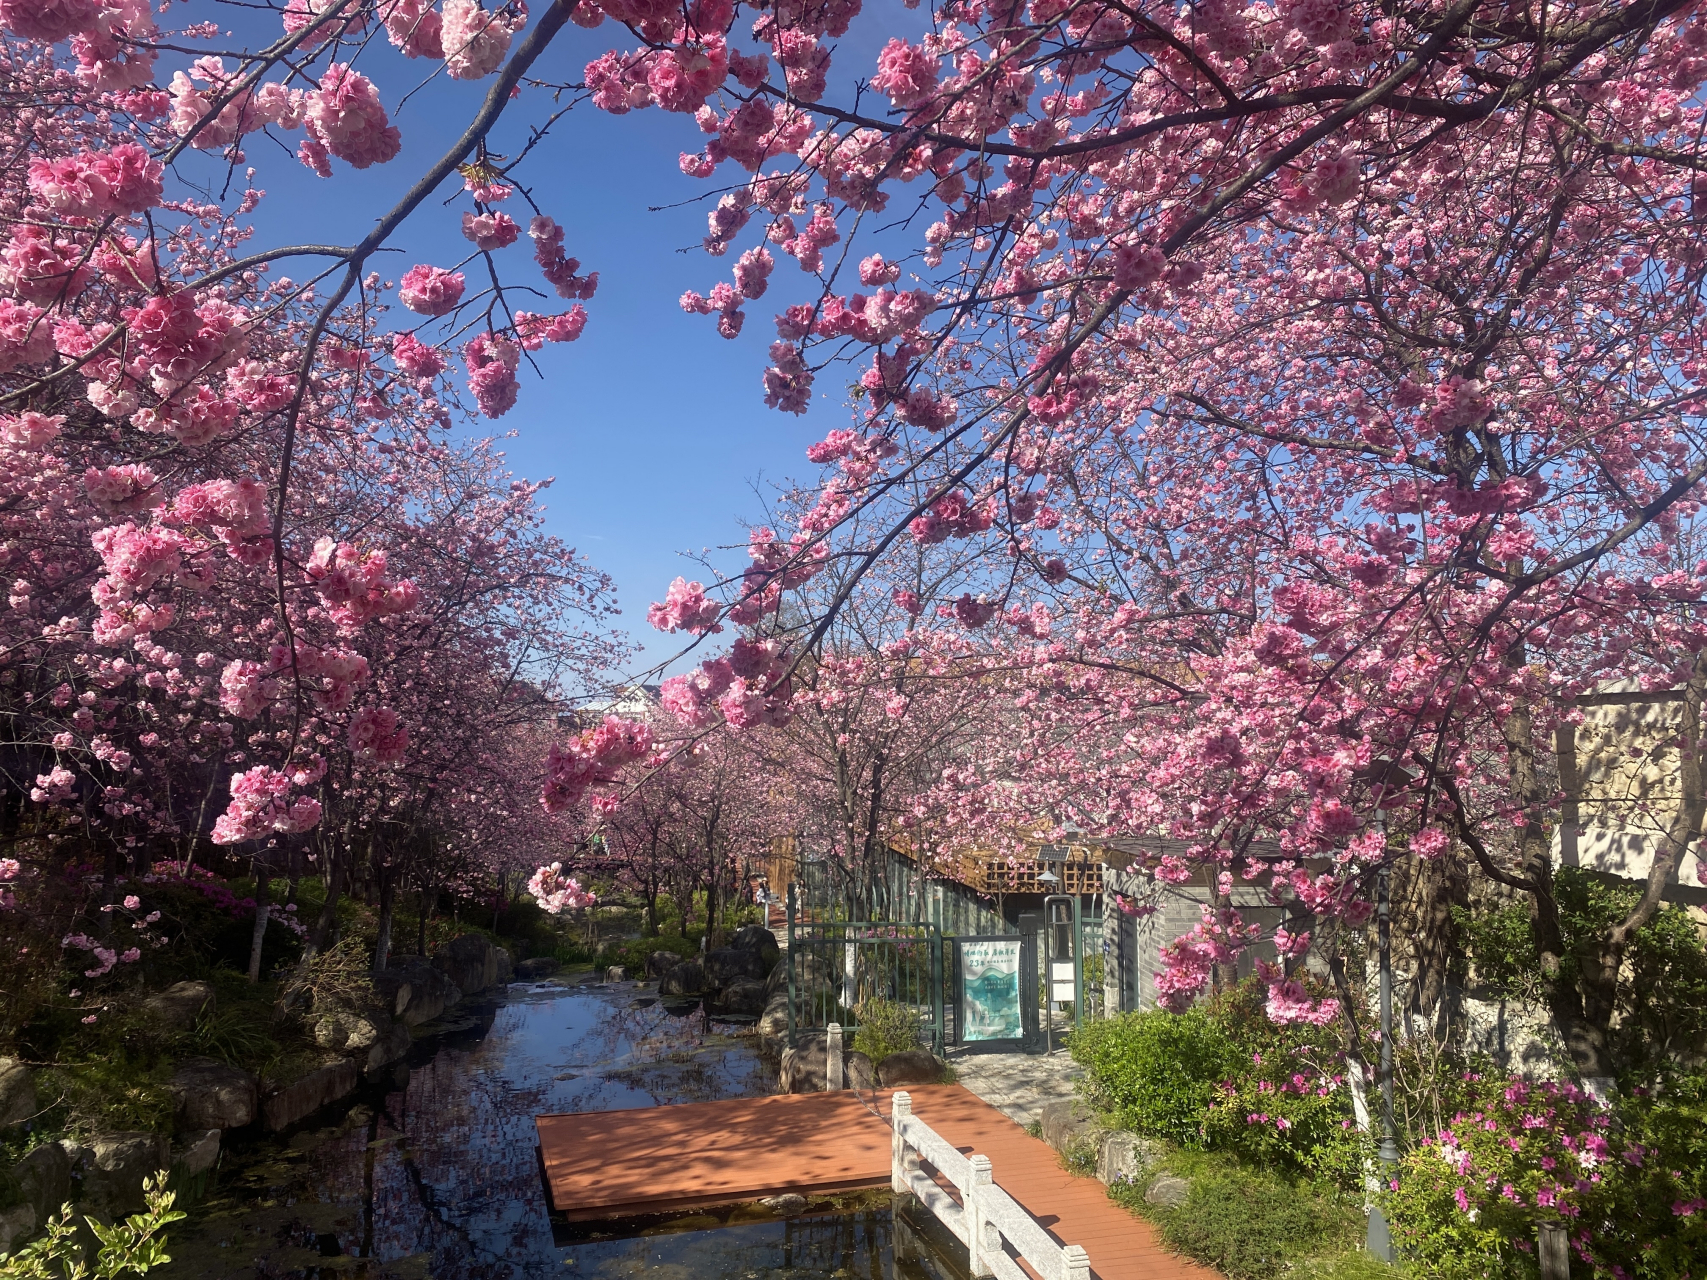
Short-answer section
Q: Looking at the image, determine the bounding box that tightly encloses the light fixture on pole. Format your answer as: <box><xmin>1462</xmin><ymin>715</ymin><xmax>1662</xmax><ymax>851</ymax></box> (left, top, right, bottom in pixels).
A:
<box><xmin>1354</xmin><ymin>758</ymin><xmax>1412</xmax><ymax>1264</ymax></box>
<box><xmin>1036</xmin><ymin>867</ymin><xmax>1060</xmax><ymax>886</ymax></box>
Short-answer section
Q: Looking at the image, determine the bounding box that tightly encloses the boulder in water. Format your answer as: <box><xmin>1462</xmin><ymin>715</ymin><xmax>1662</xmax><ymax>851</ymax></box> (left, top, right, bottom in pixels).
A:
<box><xmin>757</xmin><ymin>992</ymin><xmax>791</xmax><ymax>1050</ymax></box>
<box><xmin>658</xmin><ymin>960</ymin><xmax>707</xmax><ymax>995</ymax></box>
<box><xmin>708</xmin><ymin>979</ymin><xmax>768</xmax><ymax>1017</ymax></box>
<box><xmin>703</xmin><ymin>947</ymin><xmax>766</xmax><ymax>987</ymax></box>
<box><xmin>778</xmin><ymin>1033</ymin><xmax>873</xmax><ymax>1093</ymax></box>
<box><xmin>261</xmin><ymin>1060</ymin><xmax>358</xmax><ymax>1132</ymax></box>
<box><xmin>432</xmin><ymin>934</ymin><xmax>512</xmax><ymax>995</ymax></box>
<box><xmin>374</xmin><ymin>958</ymin><xmax>463</xmax><ymax>1027</ymax></box>
<box><xmin>645</xmin><ymin>950</ymin><xmax>683</xmax><ymax>979</ymax></box>
<box><xmin>173</xmin><ymin>1129</ymin><xmax>221</xmax><ymax>1178</ymax></box>
<box><xmin>168</xmin><ymin>1058</ymin><xmax>258</xmax><ymax>1130</ymax></box>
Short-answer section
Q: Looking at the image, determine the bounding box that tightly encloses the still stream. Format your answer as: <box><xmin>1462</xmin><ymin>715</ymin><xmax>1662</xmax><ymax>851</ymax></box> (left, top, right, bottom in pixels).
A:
<box><xmin>156</xmin><ymin>979</ymin><xmax>965</xmax><ymax>1280</ymax></box>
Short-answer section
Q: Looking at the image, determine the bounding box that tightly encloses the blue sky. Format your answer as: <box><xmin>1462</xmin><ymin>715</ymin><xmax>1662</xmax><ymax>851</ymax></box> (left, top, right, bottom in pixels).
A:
<box><xmin>191</xmin><ymin>4</ymin><xmax>925</xmax><ymax>680</ymax></box>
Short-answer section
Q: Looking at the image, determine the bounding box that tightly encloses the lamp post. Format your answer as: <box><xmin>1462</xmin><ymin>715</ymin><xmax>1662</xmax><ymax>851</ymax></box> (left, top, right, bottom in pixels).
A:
<box><xmin>1366</xmin><ymin>806</ymin><xmax>1398</xmax><ymax>1261</ymax></box>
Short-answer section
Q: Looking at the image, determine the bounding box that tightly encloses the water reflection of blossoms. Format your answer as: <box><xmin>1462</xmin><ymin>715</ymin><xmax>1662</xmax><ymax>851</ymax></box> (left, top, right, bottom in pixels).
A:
<box><xmin>264</xmin><ymin>987</ymin><xmax>774</xmax><ymax>1278</ymax></box>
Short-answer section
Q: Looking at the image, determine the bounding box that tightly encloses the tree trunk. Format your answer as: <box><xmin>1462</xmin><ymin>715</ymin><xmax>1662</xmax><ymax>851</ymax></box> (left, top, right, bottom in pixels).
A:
<box><xmin>1209</xmin><ymin>886</ymin><xmax>1237</xmax><ymax>994</ymax></box>
<box><xmin>99</xmin><ymin>842</ymin><xmax>117</xmax><ymax>941</ymax></box>
<box><xmin>305</xmin><ymin>845</ymin><xmax>348</xmax><ymax>961</ymax></box>
<box><xmin>373</xmin><ymin>865</ymin><xmax>398</xmax><ymax>973</ymax></box>
<box><xmin>1404</xmin><ymin>852</ymin><xmax>1468</xmax><ymax>1040</ymax></box>
<box><xmin>705</xmin><ymin>841</ymin><xmax>718</xmax><ymax>943</ymax></box>
<box><xmin>1503</xmin><ymin>686</ymin><xmax>1602</xmax><ymax>1074</ymax></box>
<box><xmin>248</xmin><ymin>863</ymin><xmax>271</xmax><ymax>983</ymax></box>
<box><xmin>416</xmin><ymin>882</ymin><xmax>438</xmax><ymax>957</ymax></box>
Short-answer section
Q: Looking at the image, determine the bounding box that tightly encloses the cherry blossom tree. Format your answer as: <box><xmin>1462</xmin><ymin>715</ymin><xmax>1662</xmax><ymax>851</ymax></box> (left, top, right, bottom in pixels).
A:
<box><xmin>616</xmin><ymin>0</ymin><xmax>1707</xmax><ymax>1077</ymax></box>
<box><xmin>3</xmin><ymin>0</ymin><xmax>1706</xmax><ymax>1078</ymax></box>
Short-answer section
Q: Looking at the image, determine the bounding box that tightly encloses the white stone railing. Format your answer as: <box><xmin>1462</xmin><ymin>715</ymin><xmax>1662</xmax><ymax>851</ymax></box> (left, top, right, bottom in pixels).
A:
<box><xmin>889</xmin><ymin>1091</ymin><xmax>1090</xmax><ymax>1280</ymax></box>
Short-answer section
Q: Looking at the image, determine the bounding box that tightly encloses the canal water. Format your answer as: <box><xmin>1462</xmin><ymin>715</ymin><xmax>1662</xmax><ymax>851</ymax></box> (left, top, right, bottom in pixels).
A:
<box><xmin>157</xmin><ymin>979</ymin><xmax>964</xmax><ymax>1280</ymax></box>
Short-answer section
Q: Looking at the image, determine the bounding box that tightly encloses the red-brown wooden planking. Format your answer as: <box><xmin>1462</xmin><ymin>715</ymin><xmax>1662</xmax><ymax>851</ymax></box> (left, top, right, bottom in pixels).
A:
<box><xmin>536</xmin><ymin>1090</ymin><xmax>895</xmax><ymax>1220</ymax></box>
<box><xmin>535</xmin><ymin>1083</ymin><xmax>1214</xmax><ymax>1280</ymax></box>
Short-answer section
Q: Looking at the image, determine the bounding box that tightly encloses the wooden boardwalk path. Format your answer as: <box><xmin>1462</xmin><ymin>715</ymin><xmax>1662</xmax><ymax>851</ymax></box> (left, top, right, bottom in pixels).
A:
<box><xmin>536</xmin><ymin>1083</ymin><xmax>1213</xmax><ymax>1280</ymax></box>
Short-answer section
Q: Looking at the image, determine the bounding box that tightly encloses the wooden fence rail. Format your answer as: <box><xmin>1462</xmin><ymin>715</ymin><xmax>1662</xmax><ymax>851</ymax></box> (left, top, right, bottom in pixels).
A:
<box><xmin>889</xmin><ymin>1090</ymin><xmax>1091</xmax><ymax>1280</ymax></box>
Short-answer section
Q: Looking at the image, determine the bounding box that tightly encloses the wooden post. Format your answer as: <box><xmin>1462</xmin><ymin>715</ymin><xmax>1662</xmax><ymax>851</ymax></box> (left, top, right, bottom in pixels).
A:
<box><xmin>1539</xmin><ymin>1222</ymin><xmax>1570</xmax><ymax>1280</ymax></box>
<box><xmin>966</xmin><ymin>1154</ymin><xmax>994</xmax><ymax>1278</ymax></box>
<box><xmin>826</xmin><ymin>1022</ymin><xmax>844</xmax><ymax>1091</ymax></box>
<box><xmin>1062</xmin><ymin>1244</ymin><xmax>1091</xmax><ymax>1280</ymax></box>
<box><xmin>890</xmin><ymin>1092</ymin><xmax>911</xmax><ymax>1194</ymax></box>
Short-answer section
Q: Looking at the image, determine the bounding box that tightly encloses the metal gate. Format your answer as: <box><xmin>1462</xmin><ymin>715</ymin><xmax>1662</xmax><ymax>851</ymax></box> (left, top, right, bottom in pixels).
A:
<box><xmin>785</xmin><ymin>891</ymin><xmax>946</xmax><ymax>1055</ymax></box>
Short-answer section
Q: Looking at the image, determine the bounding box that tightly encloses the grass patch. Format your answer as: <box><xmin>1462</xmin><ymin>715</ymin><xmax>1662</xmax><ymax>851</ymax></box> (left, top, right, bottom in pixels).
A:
<box><xmin>33</xmin><ymin>1059</ymin><xmax>177</xmax><ymax>1140</ymax></box>
<box><xmin>1109</xmin><ymin>1147</ymin><xmax>1368</xmax><ymax>1280</ymax></box>
<box><xmin>1293</xmin><ymin>1253</ymin><xmax>1409</xmax><ymax>1280</ymax></box>
<box><xmin>1060</xmin><ymin>1136</ymin><xmax>1099</xmax><ymax>1178</ymax></box>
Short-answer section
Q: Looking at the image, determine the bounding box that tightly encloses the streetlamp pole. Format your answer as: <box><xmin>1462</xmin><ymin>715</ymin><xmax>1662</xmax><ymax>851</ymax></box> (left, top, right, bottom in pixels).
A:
<box><xmin>1366</xmin><ymin>810</ymin><xmax>1398</xmax><ymax>1261</ymax></box>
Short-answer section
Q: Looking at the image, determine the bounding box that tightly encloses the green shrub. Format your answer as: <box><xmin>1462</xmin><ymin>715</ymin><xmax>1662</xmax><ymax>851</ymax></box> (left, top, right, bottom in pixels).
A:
<box><xmin>0</xmin><ymin>1171</ymin><xmax>183</xmax><ymax>1276</ymax></box>
<box><xmin>1202</xmin><ymin>1059</ymin><xmax>1369</xmax><ymax>1190</ymax></box>
<box><xmin>1385</xmin><ymin>1069</ymin><xmax>1707</xmax><ymax>1280</ymax></box>
<box><xmin>1456</xmin><ymin>868</ymin><xmax>1707</xmax><ymax>1085</ymax></box>
<box><xmin>599</xmin><ymin>933</ymin><xmax>700</xmax><ymax>973</ymax></box>
<box><xmin>1207</xmin><ymin>973</ymin><xmax>1345</xmax><ymax>1065</ymax></box>
<box><xmin>1070</xmin><ymin>1008</ymin><xmax>1236</xmax><ymax>1145</ymax></box>
<box><xmin>1114</xmin><ymin>1163</ymin><xmax>1360</xmax><ymax>1280</ymax></box>
<box><xmin>852</xmin><ymin>998</ymin><xmax>921</xmax><ymax>1062</ymax></box>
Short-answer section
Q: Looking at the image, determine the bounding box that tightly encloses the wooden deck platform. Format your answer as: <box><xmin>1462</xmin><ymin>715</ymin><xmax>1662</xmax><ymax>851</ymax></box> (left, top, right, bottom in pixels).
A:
<box><xmin>536</xmin><ymin>1084</ymin><xmax>1213</xmax><ymax>1280</ymax></box>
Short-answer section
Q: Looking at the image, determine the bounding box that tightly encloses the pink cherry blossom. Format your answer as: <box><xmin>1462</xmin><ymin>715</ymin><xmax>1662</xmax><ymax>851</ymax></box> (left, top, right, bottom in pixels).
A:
<box><xmin>462</xmin><ymin>210</ymin><xmax>520</xmax><ymax>250</ymax></box>
<box><xmin>441</xmin><ymin>0</ymin><xmax>524</xmax><ymax>80</ymax></box>
<box><xmin>647</xmin><ymin>576</ymin><xmax>722</xmax><ymax>634</ymax></box>
<box><xmin>398</xmin><ymin>265</ymin><xmax>466</xmax><ymax>317</ymax></box>
<box><xmin>303</xmin><ymin>65</ymin><xmax>401</xmax><ymax>171</ymax></box>
<box><xmin>527</xmin><ymin>861</ymin><xmax>597</xmax><ymax>914</ymax></box>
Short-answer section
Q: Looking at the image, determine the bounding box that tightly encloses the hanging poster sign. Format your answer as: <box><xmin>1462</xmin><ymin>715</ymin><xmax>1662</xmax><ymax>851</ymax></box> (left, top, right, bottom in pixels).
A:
<box><xmin>959</xmin><ymin>938</ymin><xmax>1023</xmax><ymax>1041</ymax></box>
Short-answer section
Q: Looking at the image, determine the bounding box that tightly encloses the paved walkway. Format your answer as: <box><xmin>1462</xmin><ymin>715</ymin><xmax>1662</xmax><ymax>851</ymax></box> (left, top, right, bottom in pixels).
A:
<box><xmin>536</xmin><ymin>1084</ymin><xmax>1206</xmax><ymax>1280</ymax></box>
<box><xmin>947</xmin><ymin>1046</ymin><xmax>1085</xmax><ymax>1128</ymax></box>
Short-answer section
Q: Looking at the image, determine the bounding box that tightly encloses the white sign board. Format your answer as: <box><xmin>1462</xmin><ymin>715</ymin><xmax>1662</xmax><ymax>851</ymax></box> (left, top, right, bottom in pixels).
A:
<box><xmin>1051</xmin><ymin>962</ymin><xmax>1075</xmax><ymax>1002</ymax></box>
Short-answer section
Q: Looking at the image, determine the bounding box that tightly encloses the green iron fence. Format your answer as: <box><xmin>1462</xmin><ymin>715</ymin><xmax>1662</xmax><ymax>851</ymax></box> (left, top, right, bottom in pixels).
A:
<box><xmin>786</xmin><ymin>894</ymin><xmax>946</xmax><ymax>1055</ymax></box>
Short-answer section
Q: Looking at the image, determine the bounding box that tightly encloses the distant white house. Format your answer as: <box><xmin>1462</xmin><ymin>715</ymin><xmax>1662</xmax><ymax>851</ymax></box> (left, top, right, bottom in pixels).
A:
<box><xmin>559</xmin><ymin>683</ymin><xmax>663</xmax><ymax>729</ymax></box>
